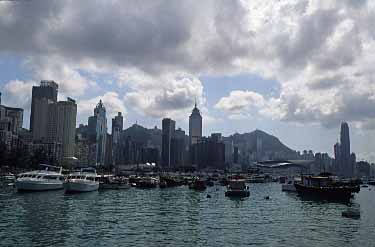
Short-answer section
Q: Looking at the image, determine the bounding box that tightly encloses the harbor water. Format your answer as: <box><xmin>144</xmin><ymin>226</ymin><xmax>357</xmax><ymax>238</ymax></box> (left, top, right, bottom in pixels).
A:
<box><xmin>0</xmin><ymin>183</ymin><xmax>374</xmax><ymax>247</ymax></box>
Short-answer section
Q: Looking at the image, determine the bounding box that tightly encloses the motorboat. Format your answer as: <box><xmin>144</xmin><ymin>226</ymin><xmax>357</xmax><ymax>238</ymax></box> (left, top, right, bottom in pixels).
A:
<box><xmin>225</xmin><ymin>178</ymin><xmax>250</xmax><ymax>197</ymax></box>
<box><xmin>64</xmin><ymin>168</ymin><xmax>99</xmax><ymax>193</ymax></box>
<box><xmin>15</xmin><ymin>165</ymin><xmax>64</xmax><ymax>192</ymax></box>
<box><xmin>99</xmin><ymin>175</ymin><xmax>130</xmax><ymax>190</ymax></box>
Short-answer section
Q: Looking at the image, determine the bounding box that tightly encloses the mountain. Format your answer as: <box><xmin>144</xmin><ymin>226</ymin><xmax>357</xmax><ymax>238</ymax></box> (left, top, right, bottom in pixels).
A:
<box><xmin>120</xmin><ymin>125</ymin><xmax>298</xmax><ymax>161</ymax></box>
<box><xmin>225</xmin><ymin>129</ymin><xmax>298</xmax><ymax>161</ymax></box>
<box><xmin>121</xmin><ymin>124</ymin><xmax>162</xmax><ymax>147</ymax></box>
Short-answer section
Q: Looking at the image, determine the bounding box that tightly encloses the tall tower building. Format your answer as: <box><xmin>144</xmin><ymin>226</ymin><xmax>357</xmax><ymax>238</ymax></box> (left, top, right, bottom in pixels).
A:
<box><xmin>93</xmin><ymin>100</ymin><xmax>107</xmax><ymax>166</ymax></box>
<box><xmin>189</xmin><ymin>101</ymin><xmax>202</xmax><ymax>146</ymax></box>
<box><xmin>112</xmin><ymin>112</ymin><xmax>123</xmax><ymax>144</ymax></box>
<box><xmin>30</xmin><ymin>80</ymin><xmax>58</xmax><ymax>131</ymax></box>
<box><xmin>340</xmin><ymin>122</ymin><xmax>352</xmax><ymax>177</ymax></box>
<box><xmin>112</xmin><ymin>112</ymin><xmax>123</xmax><ymax>166</ymax></box>
<box><xmin>162</xmin><ymin>118</ymin><xmax>175</xmax><ymax>169</ymax></box>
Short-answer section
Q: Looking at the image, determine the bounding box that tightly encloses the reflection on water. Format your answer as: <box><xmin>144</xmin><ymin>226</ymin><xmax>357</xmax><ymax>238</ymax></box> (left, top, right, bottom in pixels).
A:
<box><xmin>0</xmin><ymin>183</ymin><xmax>374</xmax><ymax>247</ymax></box>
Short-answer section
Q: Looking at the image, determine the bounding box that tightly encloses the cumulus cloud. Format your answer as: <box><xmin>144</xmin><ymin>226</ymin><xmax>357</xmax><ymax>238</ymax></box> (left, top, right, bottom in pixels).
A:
<box><xmin>122</xmin><ymin>71</ymin><xmax>204</xmax><ymax>120</ymax></box>
<box><xmin>1</xmin><ymin>80</ymin><xmax>36</xmax><ymax>109</ymax></box>
<box><xmin>1</xmin><ymin>0</ymin><xmax>375</xmax><ymax>129</ymax></box>
<box><xmin>214</xmin><ymin>90</ymin><xmax>265</xmax><ymax>118</ymax></box>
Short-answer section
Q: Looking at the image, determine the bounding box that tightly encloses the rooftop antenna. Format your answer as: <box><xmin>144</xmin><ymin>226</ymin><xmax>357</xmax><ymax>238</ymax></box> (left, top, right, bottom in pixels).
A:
<box><xmin>194</xmin><ymin>97</ymin><xmax>197</xmax><ymax>108</ymax></box>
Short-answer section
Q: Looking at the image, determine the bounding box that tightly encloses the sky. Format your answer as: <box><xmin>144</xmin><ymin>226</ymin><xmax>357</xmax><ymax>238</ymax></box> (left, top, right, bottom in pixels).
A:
<box><xmin>1</xmin><ymin>0</ymin><xmax>375</xmax><ymax>161</ymax></box>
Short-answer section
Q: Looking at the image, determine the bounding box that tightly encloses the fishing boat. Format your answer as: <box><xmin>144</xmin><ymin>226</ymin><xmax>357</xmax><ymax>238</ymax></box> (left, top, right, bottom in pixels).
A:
<box><xmin>225</xmin><ymin>178</ymin><xmax>250</xmax><ymax>197</ymax></box>
<box><xmin>15</xmin><ymin>165</ymin><xmax>64</xmax><ymax>192</ymax></box>
<box><xmin>295</xmin><ymin>175</ymin><xmax>360</xmax><ymax>201</ymax></box>
<box><xmin>99</xmin><ymin>175</ymin><xmax>130</xmax><ymax>190</ymax></box>
<box><xmin>64</xmin><ymin>168</ymin><xmax>99</xmax><ymax>193</ymax></box>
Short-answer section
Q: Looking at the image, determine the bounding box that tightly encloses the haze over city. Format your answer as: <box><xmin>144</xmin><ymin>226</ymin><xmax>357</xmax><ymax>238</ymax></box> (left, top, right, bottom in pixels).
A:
<box><xmin>1</xmin><ymin>0</ymin><xmax>375</xmax><ymax>162</ymax></box>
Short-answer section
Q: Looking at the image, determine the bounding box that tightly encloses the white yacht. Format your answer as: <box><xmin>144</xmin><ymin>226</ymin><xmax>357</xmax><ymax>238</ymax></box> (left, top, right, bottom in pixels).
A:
<box><xmin>15</xmin><ymin>165</ymin><xmax>64</xmax><ymax>191</ymax></box>
<box><xmin>64</xmin><ymin>168</ymin><xmax>99</xmax><ymax>193</ymax></box>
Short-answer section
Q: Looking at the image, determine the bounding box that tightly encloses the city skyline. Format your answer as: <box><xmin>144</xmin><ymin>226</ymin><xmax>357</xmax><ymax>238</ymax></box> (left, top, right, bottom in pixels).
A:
<box><xmin>2</xmin><ymin>1</ymin><xmax>375</xmax><ymax>162</ymax></box>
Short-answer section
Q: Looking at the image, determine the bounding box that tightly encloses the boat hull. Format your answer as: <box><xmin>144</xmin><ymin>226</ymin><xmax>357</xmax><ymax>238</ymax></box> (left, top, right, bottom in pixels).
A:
<box><xmin>64</xmin><ymin>181</ymin><xmax>99</xmax><ymax>193</ymax></box>
<box><xmin>16</xmin><ymin>180</ymin><xmax>63</xmax><ymax>191</ymax></box>
<box><xmin>100</xmin><ymin>183</ymin><xmax>130</xmax><ymax>190</ymax></box>
<box><xmin>225</xmin><ymin>190</ymin><xmax>250</xmax><ymax>197</ymax></box>
<box><xmin>294</xmin><ymin>183</ymin><xmax>359</xmax><ymax>201</ymax></box>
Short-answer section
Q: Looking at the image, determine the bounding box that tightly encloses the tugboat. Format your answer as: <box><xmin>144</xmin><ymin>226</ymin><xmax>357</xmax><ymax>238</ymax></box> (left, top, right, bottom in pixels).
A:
<box><xmin>225</xmin><ymin>178</ymin><xmax>250</xmax><ymax>197</ymax></box>
<box><xmin>295</xmin><ymin>174</ymin><xmax>360</xmax><ymax>201</ymax></box>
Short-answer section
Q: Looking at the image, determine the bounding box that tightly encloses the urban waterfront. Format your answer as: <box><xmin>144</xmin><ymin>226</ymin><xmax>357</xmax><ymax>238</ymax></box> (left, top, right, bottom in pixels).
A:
<box><xmin>1</xmin><ymin>183</ymin><xmax>374</xmax><ymax>247</ymax></box>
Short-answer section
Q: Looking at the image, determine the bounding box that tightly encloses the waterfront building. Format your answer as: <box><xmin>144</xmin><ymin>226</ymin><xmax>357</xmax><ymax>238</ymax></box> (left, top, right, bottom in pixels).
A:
<box><xmin>189</xmin><ymin>101</ymin><xmax>202</xmax><ymax>146</ymax></box>
<box><xmin>30</xmin><ymin>80</ymin><xmax>58</xmax><ymax>132</ymax></box>
<box><xmin>162</xmin><ymin>118</ymin><xmax>176</xmax><ymax>169</ymax></box>
<box><xmin>223</xmin><ymin>139</ymin><xmax>234</xmax><ymax>165</ymax></box>
<box><xmin>190</xmin><ymin>134</ymin><xmax>225</xmax><ymax>170</ymax></box>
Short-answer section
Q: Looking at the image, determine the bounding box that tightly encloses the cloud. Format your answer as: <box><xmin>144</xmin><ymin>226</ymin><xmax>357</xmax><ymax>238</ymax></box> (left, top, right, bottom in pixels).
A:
<box><xmin>1</xmin><ymin>80</ymin><xmax>36</xmax><ymax>110</ymax></box>
<box><xmin>123</xmin><ymin>71</ymin><xmax>204</xmax><ymax>120</ymax></box>
<box><xmin>214</xmin><ymin>90</ymin><xmax>265</xmax><ymax>117</ymax></box>
<box><xmin>1</xmin><ymin>0</ymin><xmax>375</xmax><ymax>129</ymax></box>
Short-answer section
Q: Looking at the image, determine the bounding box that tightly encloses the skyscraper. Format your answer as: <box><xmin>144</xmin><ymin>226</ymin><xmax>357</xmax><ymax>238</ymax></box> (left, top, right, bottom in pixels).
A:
<box><xmin>340</xmin><ymin>122</ymin><xmax>353</xmax><ymax>177</ymax></box>
<box><xmin>162</xmin><ymin>118</ymin><xmax>175</xmax><ymax>169</ymax></box>
<box><xmin>91</xmin><ymin>100</ymin><xmax>107</xmax><ymax>166</ymax></box>
<box><xmin>112</xmin><ymin>112</ymin><xmax>123</xmax><ymax>166</ymax></box>
<box><xmin>112</xmin><ymin>112</ymin><xmax>123</xmax><ymax>145</ymax></box>
<box><xmin>56</xmin><ymin>98</ymin><xmax>77</xmax><ymax>158</ymax></box>
<box><xmin>189</xmin><ymin>101</ymin><xmax>202</xmax><ymax>146</ymax></box>
<box><xmin>30</xmin><ymin>80</ymin><xmax>58</xmax><ymax>131</ymax></box>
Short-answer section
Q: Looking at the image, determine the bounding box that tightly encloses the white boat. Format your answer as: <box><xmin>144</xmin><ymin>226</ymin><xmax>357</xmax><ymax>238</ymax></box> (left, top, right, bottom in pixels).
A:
<box><xmin>64</xmin><ymin>168</ymin><xmax>99</xmax><ymax>193</ymax></box>
<box><xmin>15</xmin><ymin>165</ymin><xmax>64</xmax><ymax>192</ymax></box>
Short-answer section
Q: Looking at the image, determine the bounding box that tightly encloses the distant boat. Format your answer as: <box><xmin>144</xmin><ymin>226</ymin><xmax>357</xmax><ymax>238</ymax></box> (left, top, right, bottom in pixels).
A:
<box><xmin>15</xmin><ymin>165</ymin><xmax>64</xmax><ymax>192</ymax></box>
<box><xmin>135</xmin><ymin>177</ymin><xmax>158</xmax><ymax>188</ymax></box>
<box><xmin>159</xmin><ymin>176</ymin><xmax>184</xmax><ymax>187</ymax></box>
<box><xmin>225</xmin><ymin>178</ymin><xmax>250</xmax><ymax>197</ymax></box>
<box><xmin>280</xmin><ymin>177</ymin><xmax>300</xmax><ymax>192</ymax></box>
<box><xmin>64</xmin><ymin>168</ymin><xmax>99</xmax><ymax>193</ymax></box>
<box><xmin>295</xmin><ymin>175</ymin><xmax>360</xmax><ymax>201</ymax></box>
<box><xmin>99</xmin><ymin>175</ymin><xmax>130</xmax><ymax>190</ymax></box>
<box><xmin>189</xmin><ymin>178</ymin><xmax>207</xmax><ymax>191</ymax></box>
